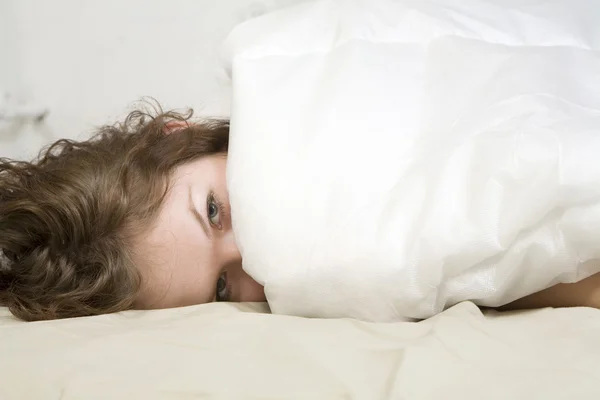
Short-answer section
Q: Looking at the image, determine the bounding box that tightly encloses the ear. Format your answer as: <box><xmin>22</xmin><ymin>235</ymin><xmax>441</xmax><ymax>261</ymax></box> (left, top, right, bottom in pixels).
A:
<box><xmin>163</xmin><ymin>121</ymin><xmax>190</xmax><ymax>135</ymax></box>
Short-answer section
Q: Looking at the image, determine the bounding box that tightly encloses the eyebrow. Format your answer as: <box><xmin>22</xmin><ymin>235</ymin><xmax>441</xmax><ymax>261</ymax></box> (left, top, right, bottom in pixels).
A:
<box><xmin>188</xmin><ymin>186</ymin><xmax>211</xmax><ymax>239</ymax></box>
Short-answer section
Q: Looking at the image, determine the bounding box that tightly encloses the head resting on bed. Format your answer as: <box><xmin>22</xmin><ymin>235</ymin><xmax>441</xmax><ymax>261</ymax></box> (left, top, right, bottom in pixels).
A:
<box><xmin>0</xmin><ymin>102</ymin><xmax>253</xmax><ymax>321</ymax></box>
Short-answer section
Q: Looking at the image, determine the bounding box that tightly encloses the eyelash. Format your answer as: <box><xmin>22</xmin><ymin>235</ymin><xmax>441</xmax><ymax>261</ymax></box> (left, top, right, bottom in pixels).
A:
<box><xmin>208</xmin><ymin>192</ymin><xmax>230</xmax><ymax>302</ymax></box>
<box><xmin>207</xmin><ymin>191</ymin><xmax>227</xmax><ymax>228</ymax></box>
<box><xmin>216</xmin><ymin>272</ymin><xmax>231</xmax><ymax>302</ymax></box>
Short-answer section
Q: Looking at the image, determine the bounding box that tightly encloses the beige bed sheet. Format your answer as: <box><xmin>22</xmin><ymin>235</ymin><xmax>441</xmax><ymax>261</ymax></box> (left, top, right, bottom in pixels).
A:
<box><xmin>1</xmin><ymin>301</ymin><xmax>599</xmax><ymax>399</ymax></box>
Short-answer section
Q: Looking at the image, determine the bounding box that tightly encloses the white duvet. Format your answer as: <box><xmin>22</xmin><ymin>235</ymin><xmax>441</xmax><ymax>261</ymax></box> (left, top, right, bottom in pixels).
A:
<box><xmin>224</xmin><ymin>0</ymin><xmax>600</xmax><ymax>321</ymax></box>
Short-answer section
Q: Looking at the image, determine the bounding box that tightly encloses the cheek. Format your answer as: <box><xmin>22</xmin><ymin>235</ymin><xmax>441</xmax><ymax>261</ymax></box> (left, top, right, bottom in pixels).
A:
<box><xmin>171</xmin><ymin>237</ymin><xmax>216</xmax><ymax>306</ymax></box>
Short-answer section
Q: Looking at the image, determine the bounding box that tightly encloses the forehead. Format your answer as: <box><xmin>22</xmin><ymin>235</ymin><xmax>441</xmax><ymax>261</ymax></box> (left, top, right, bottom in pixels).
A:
<box><xmin>175</xmin><ymin>154</ymin><xmax>227</xmax><ymax>182</ymax></box>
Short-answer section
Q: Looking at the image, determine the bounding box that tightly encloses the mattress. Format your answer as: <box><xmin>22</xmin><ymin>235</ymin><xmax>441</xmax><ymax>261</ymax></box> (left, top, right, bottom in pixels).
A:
<box><xmin>1</xmin><ymin>302</ymin><xmax>599</xmax><ymax>399</ymax></box>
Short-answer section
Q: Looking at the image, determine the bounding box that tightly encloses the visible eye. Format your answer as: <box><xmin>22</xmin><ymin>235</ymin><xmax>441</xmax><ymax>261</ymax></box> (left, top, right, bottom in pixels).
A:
<box><xmin>216</xmin><ymin>272</ymin><xmax>229</xmax><ymax>302</ymax></box>
<box><xmin>207</xmin><ymin>194</ymin><xmax>222</xmax><ymax>228</ymax></box>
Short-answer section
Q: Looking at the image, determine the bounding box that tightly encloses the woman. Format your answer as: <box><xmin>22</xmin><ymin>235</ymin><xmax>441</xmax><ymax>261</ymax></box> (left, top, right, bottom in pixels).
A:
<box><xmin>0</xmin><ymin>105</ymin><xmax>265</xmax><ymax>321</ymax></box>
<box><xmin>0</xmin><ymin>104</ymin><xmax>598</xmax><ymax>321</ymax></box>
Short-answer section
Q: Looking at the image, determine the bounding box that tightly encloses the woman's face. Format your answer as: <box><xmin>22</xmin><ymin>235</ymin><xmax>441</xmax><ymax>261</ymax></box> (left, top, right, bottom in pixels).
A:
<box><xmin>132</xmin><ymin>154</ymin><xmax>265</xmax><ymax>309</ymax></box>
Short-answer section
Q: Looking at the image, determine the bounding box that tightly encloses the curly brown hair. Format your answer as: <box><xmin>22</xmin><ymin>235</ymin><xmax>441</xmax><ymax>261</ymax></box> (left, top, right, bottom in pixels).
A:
<box><xmin>0</xmin><ymin>104</ymin><xmax>229</xmax><ymax>321</ymax></box>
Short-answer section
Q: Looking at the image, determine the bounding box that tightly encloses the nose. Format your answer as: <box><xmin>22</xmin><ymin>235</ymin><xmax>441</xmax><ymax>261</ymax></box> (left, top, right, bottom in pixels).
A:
<box><xmin>219</xmin><ymin>230</ymin><xmax>242</xmax><ymax>264</ymax></box>
<box><xmin>218</xmin><ymin>231</ymin><xmax>266</xmax><ymax>302</ymax></box>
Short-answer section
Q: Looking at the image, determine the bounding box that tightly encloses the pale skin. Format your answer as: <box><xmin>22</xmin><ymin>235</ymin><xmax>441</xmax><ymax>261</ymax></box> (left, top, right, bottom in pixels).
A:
<box><xmin>132</xmin><ymin>155</ymin><xmax>266</xmax><ymax>309</ymax></box>
<box><xmin>501</xmin><ymin>272</ymin><xmax>600</xmax><ymax>311</ymax></box>
<box><xmin>130</xmin><ymin>143</ymin><xmax>600</xmax><ymax>313</ymax></box>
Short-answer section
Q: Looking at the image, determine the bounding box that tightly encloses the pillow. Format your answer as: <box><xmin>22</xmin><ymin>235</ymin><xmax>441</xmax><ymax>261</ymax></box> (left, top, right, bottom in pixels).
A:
<box><xmin>224</xmin><ymin>0</ymin><xmax>600</xmax><ymax>321</ymax></box>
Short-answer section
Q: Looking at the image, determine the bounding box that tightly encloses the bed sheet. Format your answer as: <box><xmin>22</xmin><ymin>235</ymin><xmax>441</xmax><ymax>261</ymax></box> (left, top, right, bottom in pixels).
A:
<box><xmin>1</xmin><ymin>303</ymin><xmax>599</xmax><ymax>399</ymax></box>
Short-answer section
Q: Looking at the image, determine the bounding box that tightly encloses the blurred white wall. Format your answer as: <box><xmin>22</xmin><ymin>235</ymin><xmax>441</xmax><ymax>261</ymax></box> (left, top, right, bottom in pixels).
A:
<box><xmin>0</xmin><ymin>0</ymin><xmax>300</xmax><ymax>160</ymax></box>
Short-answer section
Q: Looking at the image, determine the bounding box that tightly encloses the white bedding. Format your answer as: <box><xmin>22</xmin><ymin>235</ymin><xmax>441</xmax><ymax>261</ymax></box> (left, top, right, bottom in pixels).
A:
<box><xmin>3</xmin><ymin>2</ymin><xmax>600</xmax><ymax>398</ymax></box>
<box><xmin>1</xmin><ymin>303</ymin><xmax>599</xmax><ymax>399</ymax></box>
<box><xmin>224</xmin><ymin>0</ymin><xmax>600</xmax><ymax>321</ymax></box>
